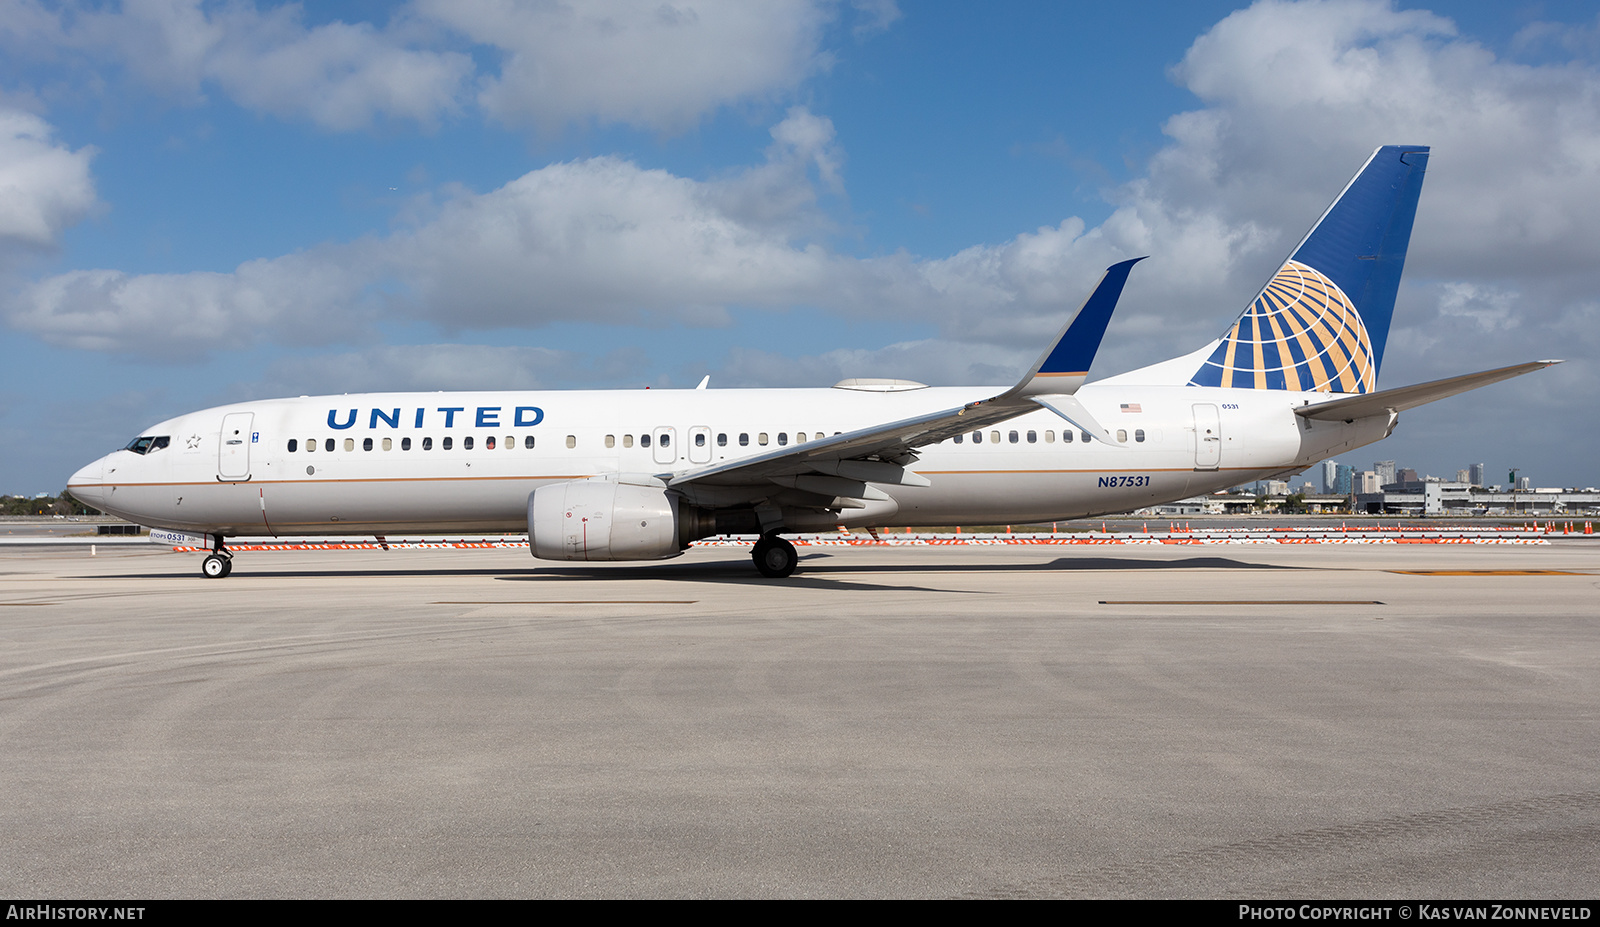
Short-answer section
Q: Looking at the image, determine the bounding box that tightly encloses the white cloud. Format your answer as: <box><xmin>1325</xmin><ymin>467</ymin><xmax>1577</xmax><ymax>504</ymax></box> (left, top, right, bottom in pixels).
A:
<box><xmin>420</xmin><ymin>0</ymin><xmax>837</xmax><ymax>132</ymax></box>
<box><xmin>0</xmin><ymin>107</ymin><xmax>97</xmax><ymax>250</ymax></box>
<box><xmin>0</xmin><ymin>0</ymin><xmax>854</xmax><ymax>133</ymax></box>
<box><xmin>8</xmin><ymin>253</ymin><xmax>376</xmax><ymax>357</ymax></box>
<box><xmin>202</xmin><ymin>4</ymin><xmax>472</xmax><ymax>130</ymax></box>
<box><xmin>0</xmin><ymin>0</ymin><xmax>471</xmax><ymax>131</ymax></box>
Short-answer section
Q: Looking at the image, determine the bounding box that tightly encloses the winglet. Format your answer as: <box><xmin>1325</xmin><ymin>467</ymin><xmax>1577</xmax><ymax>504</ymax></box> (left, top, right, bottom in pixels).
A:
<box><xmin>1012</xmin><ymin>256</ymin><xmax>1145</xmax><ymax>398</ymax></box>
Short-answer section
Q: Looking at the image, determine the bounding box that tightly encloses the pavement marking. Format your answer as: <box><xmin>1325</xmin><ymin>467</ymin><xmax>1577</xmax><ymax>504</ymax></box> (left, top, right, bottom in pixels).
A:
<box><xmin>1100</xmin><ymin>599</ymin><xmax>1384</xmax><ymax>605</ymax></box>
<box><xmin>432</xmin><ymin>600</ymin><xmax>699</xmax><ymax>605</ymax></box>
<box><xmin>1388</xmin><ymin>569</ymin><xmax>1584</xmax><ymax>575</ymax></box>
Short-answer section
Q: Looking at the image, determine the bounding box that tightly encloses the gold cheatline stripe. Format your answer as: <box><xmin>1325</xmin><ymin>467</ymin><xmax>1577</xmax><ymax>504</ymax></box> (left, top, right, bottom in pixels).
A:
<box><xmin>70</xmin><ymin>475</ymin><xmax>595</xmax><ymax>489</ymax></box>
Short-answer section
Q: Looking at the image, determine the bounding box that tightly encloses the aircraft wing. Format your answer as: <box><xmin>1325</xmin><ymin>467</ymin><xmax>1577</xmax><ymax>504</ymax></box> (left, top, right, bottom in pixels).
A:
<box><xmin>1295</xmin><ymin>360</ymin><xmax>1560</xmax><ymax>422</ymax></box>
<box><xmin>668</xmin><ymin>258</ymin><xmax>1145</xmax><ymax>499</ymax></box>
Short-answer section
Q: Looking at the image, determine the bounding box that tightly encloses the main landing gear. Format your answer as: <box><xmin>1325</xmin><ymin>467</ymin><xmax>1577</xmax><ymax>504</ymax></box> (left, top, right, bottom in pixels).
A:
<box><xmin>751</xmin><ymin>533</ymin><xmax>798</xmax><ymax>578</ymax></box>
<box><xmin>201</xmin><ymin>534</ymin><xmax>233</xmax><ymax>579</ymax></box>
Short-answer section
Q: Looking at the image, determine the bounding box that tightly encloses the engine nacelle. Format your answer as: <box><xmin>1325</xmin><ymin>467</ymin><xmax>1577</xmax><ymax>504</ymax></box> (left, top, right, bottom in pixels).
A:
<box><xmin>528</xmin><ymin>475</ymin><xmax>684</xmax><ymax>561</ymax></box>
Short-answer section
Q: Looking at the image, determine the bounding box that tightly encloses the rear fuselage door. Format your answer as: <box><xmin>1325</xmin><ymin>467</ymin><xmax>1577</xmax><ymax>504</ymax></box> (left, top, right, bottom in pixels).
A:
<box><xmin>218</xmin><ymin>412</ymin><xmax>254</xmax><ymax>481</ymax></box>
<box><xmin>1192</xmin><ymin>403</ymin><xmax>1221</xmax><ymax>470</ymax></box>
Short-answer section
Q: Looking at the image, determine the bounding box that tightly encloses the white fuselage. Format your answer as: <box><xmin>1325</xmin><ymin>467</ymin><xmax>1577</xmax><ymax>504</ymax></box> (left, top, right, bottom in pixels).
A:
<box><xmin>67</xmin><ymin>383</ymin><xmax>1393</xmax><ymax>537</ymax></box>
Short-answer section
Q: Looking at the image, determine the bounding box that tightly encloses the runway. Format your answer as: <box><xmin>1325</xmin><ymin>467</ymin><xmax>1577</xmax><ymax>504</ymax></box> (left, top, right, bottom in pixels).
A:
<box><xmin>1</xmin><ymin>542</ymin><xmax>1596</xmax><ymax>898</ymax></box>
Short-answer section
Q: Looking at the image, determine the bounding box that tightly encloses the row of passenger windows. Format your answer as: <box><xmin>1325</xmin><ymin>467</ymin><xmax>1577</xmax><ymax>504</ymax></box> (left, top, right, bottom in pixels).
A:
<box><xmin>952</xmin><ymin>428</ymin><xmax>1147</xmax><ymax>444</ymax></box>
<box><xmin>284</xmin><ymin>432</ymin><xmax>840</xmax><ymax>453</ymax></box>
<box><xmin>284</xmin><ymin>427</ymin><xmax>1149</xmax><ymax>454</ymax></box>
<box><xmin>288</xmin><ymin>435</ymin><xmax>542</xmax><ymax>453</ymax></box>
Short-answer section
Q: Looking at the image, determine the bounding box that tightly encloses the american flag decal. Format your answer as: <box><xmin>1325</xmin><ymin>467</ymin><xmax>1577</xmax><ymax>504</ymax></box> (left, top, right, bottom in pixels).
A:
<box><xmin>1120</xmin><ymin>403</ymin><xmax>1142</xmax><ymax>413</ymax></box>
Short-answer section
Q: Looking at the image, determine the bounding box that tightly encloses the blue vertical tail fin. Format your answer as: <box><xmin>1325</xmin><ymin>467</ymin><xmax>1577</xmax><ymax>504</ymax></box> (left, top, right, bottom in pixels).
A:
<box><xmin>1188</xmin><ymin>145</ymin><xmax>1429</xmax><ymax>393</ymax></box>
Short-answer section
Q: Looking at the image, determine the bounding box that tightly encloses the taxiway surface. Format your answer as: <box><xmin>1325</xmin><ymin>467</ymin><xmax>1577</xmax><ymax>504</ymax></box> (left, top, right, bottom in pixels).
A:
<box><xmin>2</xmin><ymin>542</ymin><xmax>1596</xmax><ymax>897</ymax></box>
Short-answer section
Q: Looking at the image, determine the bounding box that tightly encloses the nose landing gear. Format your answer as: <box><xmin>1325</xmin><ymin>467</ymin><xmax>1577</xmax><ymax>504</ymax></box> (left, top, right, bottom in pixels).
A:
<box><xmin>201</xmin><ymin>535</ymin><xmax>233</xmax><ymax>579</ymax></box>
<box><xmin>751</xmin><ymin>533</ymin><xmax>798</xmax><ymax>578</ymax></box>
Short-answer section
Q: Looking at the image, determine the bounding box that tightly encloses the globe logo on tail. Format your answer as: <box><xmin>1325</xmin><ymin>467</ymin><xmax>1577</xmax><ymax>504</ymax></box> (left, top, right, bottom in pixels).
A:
<box><xmin>1190</xmin><ymin>260</ymin><xmax>1375</xmax><ymax>393</ymax></box>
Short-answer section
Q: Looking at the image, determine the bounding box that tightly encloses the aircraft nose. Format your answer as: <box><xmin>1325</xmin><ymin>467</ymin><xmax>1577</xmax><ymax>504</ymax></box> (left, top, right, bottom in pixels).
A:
<box><xmin>67</xmin><ymin>457</ymin><xmax>107</xmax><ymax>508</ymax></box>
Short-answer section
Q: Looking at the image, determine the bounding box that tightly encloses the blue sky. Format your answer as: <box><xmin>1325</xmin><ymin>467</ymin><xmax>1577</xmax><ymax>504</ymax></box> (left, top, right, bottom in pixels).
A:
<box><xmin>3</xmin><ymin>0</ymin><xmax>1599</xmax><ymax>494</ymax></box>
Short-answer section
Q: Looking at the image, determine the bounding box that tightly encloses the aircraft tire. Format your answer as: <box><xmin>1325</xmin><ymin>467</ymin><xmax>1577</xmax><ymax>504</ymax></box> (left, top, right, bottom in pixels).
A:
<box><xmin>752</xmin><ymin>535</ymin><xmax>798</xmax><ymax>578</ymax></box>
<box><xmin>202</xmin><ymin>554</ymin><xmax>229</xmax><ymax>579</ymax></box>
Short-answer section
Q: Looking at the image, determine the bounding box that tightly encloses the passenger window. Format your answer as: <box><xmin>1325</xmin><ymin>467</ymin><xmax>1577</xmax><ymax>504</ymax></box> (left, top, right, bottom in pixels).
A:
<box><xmin>659</xmin><ymin>433</ymin><xmax>670</xmax><ymax>447</ymax></box>
<box><xmin>1081</xmin><ymin>430</ymin><xmax>1090</xmax><ymax>443</ymax></box>
<box><xmin>777</xmin><ymin>432</ymin><xmax>788</xmax><ymax>446</ymax></box>
<box><xmin>305</xmin><ymin>439</ymin><xmax>315</xmax><ymax>453</ymax></box>
<box><xmin>402</xmin><ymin>437</ymin><xmax>411</xmax><ymax>451</ymax></box>
<box><xmin>605</xmin><ymin>435</ymin><xmax>615</xmax><ymax>448</ymax></box>
<box><xmin>325</xmin><ymin>438</ymin><xmax>335</xmax><ymax>452</ymax></box>
<box><xmin>525</xmin><ymin>435</ymin><xmax>535</xmax><ymax>449</ymax></box>
<box><xmin>566</xmin><ymin>435</ymin><xmax>576</xmax><ymax>449</ymax></box>
<box><xmin>442</xmin><ymin>437</ymin><xmax>453</xmax><ymax>450</ymax></box>
<box><xmin>505</xmin><ymin>435</ymin><xmax>513</xmax><ymax>450</ymax></box>
<box><xmin>287</xmin><ymin>439</ymin><xmax>298</xmax><ymax>452</ymax></box>
<box><xmin>694</xmin><ymin>433</ymin><xmax>705</xmax><ymax>447</ymax></box>
<box><xmin>795</xmin><ymin>433</ymin><xmax>805</xmax><ymax>443</ymax></box>
<box><xmin>1063</xmin><ymin>430</ymin><xmax>1073</xmax><ymax>443</ymax></box>
<box><xmin>990</xmin><ymin>431</ymin><xmax>1000</xmax><ymax>444</ymax></box>
<box><xmin>954</xmin><ymin>433</ymin><xmax>963</xmax><ymax>444</ymax></box>
<box><xmin>1045</xmin><ymin>430</ymin><xmax>1055</xmax><ymax>443</ymax></box>
<box><xmin>758</xmin><ymin>433</ymin><xmax>768</xmax><ymax>446</ymax></box>
<box><xmin>1027</xmin><ymin>430</ymin><xmax>1037</xmax><ymax>444</ymax></box>
<box><xmin>1116</xmin><ymin>429</ymin><xmax>1127</xmax><ymax>443</ymax></box>
<box><xmin>641</xmin><ymin>434</ymin><xmax>651</xmax><ymax>448</ymax></box>
<box><xmin>972</xmin><ymin>431</ymin><xmax>982</xmax><ymax>443</ymax></box>
<box><xmin>815</xmin><ymin>433</ymin><xmax>825</xmax><ymax>441</ymax></box>
<box><xmin>739</xmin><ymin>433</ymin><xmax>749</xmax><ymax>446</ymax></box>
<box><xmin>622</xmin><ymin>434</ymin><xmax>633</xmax><ymax>448</ymax></box>
<box><xmin>464</xmin><ymin>436</ymin><xmax>475</xmax><ymax>450</ymax></box>
<box><xmin>717</xmin><ymin>433</ymin><xmax>727</xmax><ymax>446</ymax></box>
<box><xmin>423</xmin><ymin>437</ymin><xmax>433</xmax><ymax>450</ymax></box>
<box><xmin>344</xmin><ymin>438</ymin><xmax>355</xmax><ymax>452</ymax></box>
<box><xmin>382</xmin><ymin>437</ymin><xmax>392</xmax><ymax>451</ymax></box>
<box><xmin>1009</xmin><ymin>430</ymin><xmax>1019</xmax><ymax>444</ymax></box>
<box><xmin>486</xmin><ymin>436</ymin><xmax>496</xmax><ymax>450</ymax></box>
<box><xmin>1135</xmin><ymin>429</ymin><xmax>1145</xmax><ymax>443</ymax></box>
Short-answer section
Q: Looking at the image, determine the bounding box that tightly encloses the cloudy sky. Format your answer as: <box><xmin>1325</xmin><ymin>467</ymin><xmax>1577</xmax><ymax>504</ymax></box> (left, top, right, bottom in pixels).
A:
<box><xmin>2</xmin><ymin>0</ymin><xmax>1597</xmax><ymax>494</ymax></box>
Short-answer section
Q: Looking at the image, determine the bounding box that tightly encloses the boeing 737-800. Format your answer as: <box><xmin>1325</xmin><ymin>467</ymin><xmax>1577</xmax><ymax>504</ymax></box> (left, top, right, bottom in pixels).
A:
<box><xmin>67</xmin><ymin>145</ymin><xmax>1556</xmax><ymax>578</ymax></box>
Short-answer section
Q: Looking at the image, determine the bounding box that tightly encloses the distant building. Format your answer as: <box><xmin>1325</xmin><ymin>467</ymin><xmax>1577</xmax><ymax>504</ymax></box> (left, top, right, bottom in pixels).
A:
<box><xmin>1469</xmin><ymin>463</ymin><xmax>1486</xmax><ymax>487</ymax></box>
<box><xmin>1334</xmin><ymin>464</ymin><xmax>1355</xmax><ymax>495</ymax></box>
<box><xmin>1358</xmin><ymin>470</ymin><xmax>1381</xmax><ymax>493</ymax></box>
<box><xmin>1321</xmin><ymin>459</ymin><xmax>1339</xmax><ymax>494</ymax></box>
<box><xmin>1456</xmin><ymin>469</ymin><xmax>1471</xmax><ymax>483</ymax></box>
<box><xmin>1375</xmin><ymin>460</ymin><xmax>1396</xmax><ymax>486</ymax></box>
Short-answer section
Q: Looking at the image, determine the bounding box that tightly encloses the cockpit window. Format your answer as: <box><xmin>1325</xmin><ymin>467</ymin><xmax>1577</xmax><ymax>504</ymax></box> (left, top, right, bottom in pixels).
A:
<box><xmin>122</xmin><ymin>435</ymin><xmax>170</xmax><ymax>455</ymax></box>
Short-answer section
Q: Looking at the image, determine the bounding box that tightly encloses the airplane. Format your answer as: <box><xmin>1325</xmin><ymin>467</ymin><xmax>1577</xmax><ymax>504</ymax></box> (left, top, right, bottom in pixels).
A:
<box><xmin>67</xmin><ymin>145</ymin><xmax>1557</xmax><ymax>579</ymax></box>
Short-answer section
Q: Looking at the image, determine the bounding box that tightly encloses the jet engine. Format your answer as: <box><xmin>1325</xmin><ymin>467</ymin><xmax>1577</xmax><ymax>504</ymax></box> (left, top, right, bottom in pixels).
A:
<box><xmin>529</xmin><ymin>474</ymin><xmax>696</xmax><ymax>561</ymax></box>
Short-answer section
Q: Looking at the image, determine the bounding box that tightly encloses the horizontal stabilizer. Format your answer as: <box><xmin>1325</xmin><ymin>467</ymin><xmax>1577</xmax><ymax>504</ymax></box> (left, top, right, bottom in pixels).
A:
<box><xmin>1295</xmin><ymin>360</ymin><xmax>1560</xmax><ymax>422</ymax></box>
